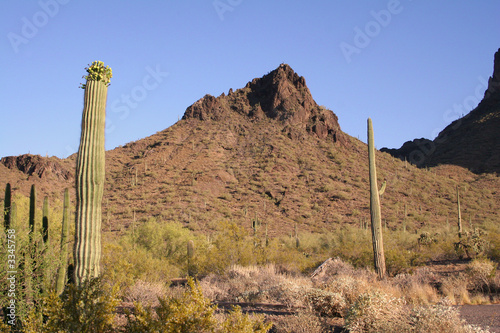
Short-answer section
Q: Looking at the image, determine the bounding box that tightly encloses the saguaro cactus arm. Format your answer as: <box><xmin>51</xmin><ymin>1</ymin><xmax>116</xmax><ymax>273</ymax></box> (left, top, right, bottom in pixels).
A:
<box><xmin>74</xmin><ymin>61</ymin><xmax>111</xmax><ymax>285</ymax></box>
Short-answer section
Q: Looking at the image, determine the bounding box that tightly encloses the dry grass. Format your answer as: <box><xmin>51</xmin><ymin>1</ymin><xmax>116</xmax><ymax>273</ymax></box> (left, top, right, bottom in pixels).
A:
<box><xmin>194</xmin><ymin>258</ymin><xmax>494</xmax><ymax>332</ymax></box>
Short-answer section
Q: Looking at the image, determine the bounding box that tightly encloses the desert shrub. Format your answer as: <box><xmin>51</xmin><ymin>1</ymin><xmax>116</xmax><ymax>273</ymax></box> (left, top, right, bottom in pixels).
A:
<box><xmin>325</xmin><ymin>275</ymin><xmax>372</xmax><ymax>310</ymax></box>
<box><xmin>125</xmin><ymin>278</ymin><xmax>271</xmax><ymax>333</ymax></box>
<box><xmin>465</xmin><ymin>258</ymin><xmax>497</xmax><ymax>292</ymax></box>
<box><xmin>410</xmin><ymin>300</ymin><xmax>490</xmax><ymax>333</ymax></box>
<box><xmin>197</xmin><ymin>221</ymin><xmax>255</xmax><ymax>275</ymax></box>
<box><xmin>272</xmin><ymin>310</ymin><xmax>326</xmax><ymax>333</ymax></box>
<box><xmin>0</xmin><ymin>320</ymin><xmax>11</xmax><ymax>333</ymax></box>
<box><xmin>0</xmin><ymin>198</ymin><xmax>62</xmax><ymax>328</ymax></box>
<box><xmin>305</xmin><ymin>288</ymin><xmax>346</xmax><ymax>318</ymax></box>
<box><xmin>327</xmin><ymin>227</ymin><xmax>373</xmax><ymax>268</ymax></box>
<box><xmin>218</xmin><ymin>306</ymin><xmax>272</xmax><ymax>333</ymax></box>
<box><xmin>441</xmin><ymin>275</ymin><xmax>471</xmax><ymax>304</ymax></box>
<box><xmin>123</xmin><ymin>280</ymin><xmax>168</xmax><ymax>305</ymax></box>
<box><xmin>392</xmin><ymin>268</ymin><xmax>440</xmax><ymax>305</ymax></box>
<box><xmin>200</xmin><ymin>265</ymin><xmax>311</xmax><ymax>308</ymax></box>
<box><xmin>42</xmin><ymin>277</ymin><xmax>120</xmax><ymax>333</ymax></box>
<box><xmin>344</xmin><ymin>291</ymin><xmax>411</xmax><ymax>333</ymax></box>
<box><xmin>101</xmin><ymin>242</ymin><xmax>179</xmax><ymax>291</ymax></box>
<box><xmin>455</xmin><ymin>228</ymin><xmax>491</xmax><ymax>259</ymax></box>
<box><xmin>125</xmin><ymin>278</ymin><xmax>217</xmax><ymax>333</ymax></box>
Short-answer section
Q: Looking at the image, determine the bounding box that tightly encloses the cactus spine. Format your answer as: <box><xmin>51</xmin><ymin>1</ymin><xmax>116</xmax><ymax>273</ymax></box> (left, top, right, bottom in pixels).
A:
<box><xmin>4</xmin><ymin>183</ymin><xmax>11</xmax><ymax>230</ymax></box>
<box><xmin>74</xmin><ymin>61</ymin><xmax>112</xmax><ymax>285</ymax></box>
<box><xmin>56</xmin><ymin>189</ymin><xmax>70</xmax><ymax>294</ymax></box>
<box><xmin>368</xmin><ymin>118</ymin><xmax>386</xmax><ymax>279</ymax></box>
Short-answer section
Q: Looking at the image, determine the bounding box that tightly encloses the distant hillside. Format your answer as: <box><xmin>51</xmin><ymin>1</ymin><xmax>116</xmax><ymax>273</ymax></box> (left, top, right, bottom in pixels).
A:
<box><xmin>382</xmin><ymin>48</ymin><xmax>500</xmax><ymax>174</ymax></box>
<box><xmin>1</xmin><ymin>64</ymin><xmax>499</xmax><ymax>237</ymax></box>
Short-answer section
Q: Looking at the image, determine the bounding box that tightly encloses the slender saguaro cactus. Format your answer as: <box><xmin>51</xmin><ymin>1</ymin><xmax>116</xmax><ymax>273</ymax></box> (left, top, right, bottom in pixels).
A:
<box><xmin>29</xmin><ymin>184</ymin><xmax>36</xmax><ymax>242</ymax></box>
<box><xmin>10</xmin><ymin>202</ymin><xmax>17</xmax><ymax>229</ymax></box>
<box><xmin>42</xmin><ymin>196</ymin><xmax>49</xmax><ymax>244</ymax></box>
<box><xmin>368</xmin><ymin>118</ymin><xmax>386</xmax><ymax>279</ymax></box>
<box><xmin>26</xmin><ymin>184</ymin><xmax>36</xmax><ymax>303</ymax></box>
<box><xmin>56</xmin><ymin>188</ymin><xmax>70</xmax><ymax>294</ymax></box>
<box><xmin>74</xmin><ymin>61</ymin><xmax>112</xmax><ymax>285</ymax></box>
<box><xmin>403</xmin><ymin>203</ymin><xmax>407</xmax><ymax>233</ymax></box>
<box><xmin>4</xmin><ymin>183</ymin><xmax>11</xmax><ymax>230</ymax></box>
<box><xmin>187</xmin><ymin>240</ymin><xmax>195</xmax><ymax>277</ymax></box>
<box><xmin>457</xmin><ymin>185</ymin><xmax>462</xmax><ymax>237</ymax></box>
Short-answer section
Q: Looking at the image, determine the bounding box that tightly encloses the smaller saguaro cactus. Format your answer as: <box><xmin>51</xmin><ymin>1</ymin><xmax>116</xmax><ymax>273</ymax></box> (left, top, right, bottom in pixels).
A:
<box><xmin>187</xmin><ymin>240</ymin><xmax>195</xmax><ymax>277</ymax></box>
<box><xmin>252</xmin><ymin>218</ymin><xmax>259</xmax><ymax>236</ymax></box>
<box><xmin>56</xmin><ymin>189</ymin><xmax>70</xmax><ymax>295</ymax></box>
<box><xmin>295</xmin><ymin>223</ymin><xmax>300</xmax><ymax>249</ymax></box>
<box><xmin>457</xmin><ymin>185</ymin><xmax>462</xmax><ymax>237</ymax></box>
<box><xmin>29</xmin><ymin>184</ymin><xmax>36</xmax><ymax>242</ymax></box>
<box><xmin>10</xmin><ymin>202</ymin><xmax>17</xmax><ymax>230</ymax></box>
<box><xmin>4</xmin><ymin>183</ymin><xmax>11</xmax><ymax>230</ymax></box>
<box><xmin>42</xmin><ymin>196</ymin><xmax>49</xmax><ymax>244</ymax></box>
<box><xmin>403</xmin><ymin>203</ymin><xmax>407</xmax><ymax>233</ymax></box>
<box><xmin>265</xmin><ymin>223</ymin><xmax>269</xmax><ymax>247</ymax></box>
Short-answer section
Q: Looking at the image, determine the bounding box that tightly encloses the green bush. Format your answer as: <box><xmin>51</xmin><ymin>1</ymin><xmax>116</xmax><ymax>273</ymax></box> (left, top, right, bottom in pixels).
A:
<box><xmin>39</xmin><ymin>277</ymin><xmax>119</xmax><ymax>333</ymax></box>
<box><xmin>125</xmin><ymin>278</ymin><xmax>271</xmax><ymax>333</ymax></box>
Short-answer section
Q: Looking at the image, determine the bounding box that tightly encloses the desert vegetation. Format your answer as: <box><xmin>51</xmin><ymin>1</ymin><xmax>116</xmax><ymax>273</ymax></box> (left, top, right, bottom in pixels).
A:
<box><xmin>1</xmin><ymin>191</ymin><xmax>499</xmax><ymax>331</ymax></box>
<box><xmin>0</xmin><ymin>61</ymin><xmax>499</xmax><ymax>332</ymax></box>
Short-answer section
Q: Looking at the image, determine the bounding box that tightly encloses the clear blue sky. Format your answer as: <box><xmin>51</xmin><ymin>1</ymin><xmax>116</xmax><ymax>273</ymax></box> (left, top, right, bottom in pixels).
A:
<box><xmin>1</xmin><ymin>1</ymin><xmax>499</xmax><ymax>158</ymax></box>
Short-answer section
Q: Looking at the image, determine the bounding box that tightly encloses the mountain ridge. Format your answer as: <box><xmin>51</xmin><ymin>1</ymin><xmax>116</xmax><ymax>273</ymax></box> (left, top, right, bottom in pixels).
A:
<box><xmin>1</xmin><ymin>63</ymin><xmax>499</xmax><ymax>237</ymax></box>
<box><xmin>382</xmin><ymin>48</ymin><xmax>500</xmax><ymax>174</ymax></box>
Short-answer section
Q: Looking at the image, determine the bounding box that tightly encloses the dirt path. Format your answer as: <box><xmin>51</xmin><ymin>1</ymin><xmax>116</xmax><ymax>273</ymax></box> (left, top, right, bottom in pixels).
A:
<box><xmin>460</xmin><ymin>305</ymin><xmax>500</xmax><ymax>332</ymax></box>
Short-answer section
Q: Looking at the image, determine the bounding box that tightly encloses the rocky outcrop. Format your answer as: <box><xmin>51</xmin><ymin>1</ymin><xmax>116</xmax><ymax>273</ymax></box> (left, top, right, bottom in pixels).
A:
<box><xmin>183</xmin><ymin>64</ymin><xmax>347</xmax><ymax>144</ymax></box>
<box><xmin>483</xmin><ymin>48</ymin><xmax>500</xmax><ymax>103</ymax></box>
<box><xmin>382</xmin><ymin>48</ymin><xmax>500</xmax><ymax>173</ymax></box>
<box><xmin>380</xmin><ymin>138</ymin><xmax>434</xmax><ymax>165</ymax></box>
<box><xmin>1</xmin><ymin>154</ymin><xmax>73</xmax><ymax>180</ymax></box>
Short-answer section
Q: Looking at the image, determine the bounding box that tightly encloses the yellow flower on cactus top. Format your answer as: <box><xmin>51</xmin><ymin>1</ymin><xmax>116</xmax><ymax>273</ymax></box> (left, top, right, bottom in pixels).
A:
<box><xmin>80</xmin><ymin>61</ymin><xmax>112</xmax><ymax>89</ymax></box>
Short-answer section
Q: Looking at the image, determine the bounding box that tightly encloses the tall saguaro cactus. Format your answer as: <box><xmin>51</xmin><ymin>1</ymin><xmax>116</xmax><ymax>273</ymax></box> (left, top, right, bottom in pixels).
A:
<box><xmin>74</xmin><ymin>61</ymin><xmax>112</xmax><ymax>285</ymax></box>
<box><xmin>368</xmin><ymin>118</ymin><xmax>386</xmax><ymax>279</ymax></box>
<box><xmin>4</xmin><ymin>183</ymin><xmax>11</xmax><ymax>230</ymax></box>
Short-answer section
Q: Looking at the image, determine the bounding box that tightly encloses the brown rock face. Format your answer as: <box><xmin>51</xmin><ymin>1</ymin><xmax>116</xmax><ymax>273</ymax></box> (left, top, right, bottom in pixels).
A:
<box><xmin>1</xmin><ymin>154</ymin><xmax>73</xmax><ymax>180</ymax></box>
<box><xmin>183</xmin><ymin>64</ymin><xmax>347</xmax><ymax>144</ymax></box>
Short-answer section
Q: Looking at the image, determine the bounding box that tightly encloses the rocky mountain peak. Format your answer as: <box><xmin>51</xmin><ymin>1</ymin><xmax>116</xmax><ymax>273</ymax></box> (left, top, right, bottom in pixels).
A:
<box><xmin>183</xmin><ymin>64</ymin><xmax>347</xmax><ymax>144</ymax></box>
<box><xmin>482</xmin><ymin>48</ymin><xmax>500</xmax><ymax>103</ymax></box>
<box><xmin>0</xmin><ymin>154</ymin><xmax>73</xmax><ymax>180</ymax></box>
